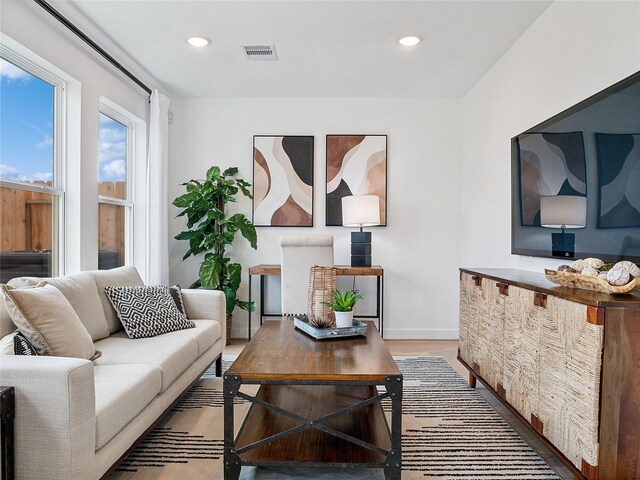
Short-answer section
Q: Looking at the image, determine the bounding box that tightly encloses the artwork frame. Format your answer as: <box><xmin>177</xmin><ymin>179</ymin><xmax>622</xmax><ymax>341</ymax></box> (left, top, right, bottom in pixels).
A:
<box><xmin>516</xmin><ymin>131</ymin><xmax>587</xmax><ymax>226</ymax></box>
<box><xmin>325</xmin><ymin>134</ymin><xmax>387</xmax><ymax>227</ymax></box>
<box><xmin>595</xmin><ymin>133</ymin><xmax>640</xmax><ymax>229</ymax></box>
<box><xmin>252</xmin><ymin>135</ymin><xmax>314</xmax><ymax>227</ymax></box>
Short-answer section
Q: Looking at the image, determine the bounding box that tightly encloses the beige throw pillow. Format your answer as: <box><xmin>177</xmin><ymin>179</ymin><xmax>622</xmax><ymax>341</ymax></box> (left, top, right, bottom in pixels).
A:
<box><xmin>1</xmin><ymin>282</ymin><xmax>101</xmax><ymax>360</ymax></box>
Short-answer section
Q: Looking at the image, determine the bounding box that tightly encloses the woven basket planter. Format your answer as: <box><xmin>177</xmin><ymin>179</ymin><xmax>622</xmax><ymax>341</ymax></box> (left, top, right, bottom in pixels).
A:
<box><xmin>226</xmin><ymin>315</ymin><xmax>232</xmax><ymax>346</ymax></box>
<box><xmin>307</xmin><ymin>266</ymin><xmax>336</xmax><ymax>328</ymax></box>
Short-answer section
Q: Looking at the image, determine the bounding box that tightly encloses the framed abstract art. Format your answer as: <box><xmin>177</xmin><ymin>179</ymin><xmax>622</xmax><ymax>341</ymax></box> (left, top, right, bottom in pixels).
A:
<box><xmin>516</xmin><ymin>131</ymin><xmax>587</xmax><ymax>226</ymax></box>
<box><xmin>595</xmin><ymin>133</ymin><xmax>640</xmax><ymax>228</ymax></box>
<box><xmin>325</xmin><ymin>135</ymin><xmax>387</xmax><ymax>226</ymax></box>
<box><xmin>252</xmin><ymin>135</ymin><xmax>314</xmax><ymax>227</ymax></box>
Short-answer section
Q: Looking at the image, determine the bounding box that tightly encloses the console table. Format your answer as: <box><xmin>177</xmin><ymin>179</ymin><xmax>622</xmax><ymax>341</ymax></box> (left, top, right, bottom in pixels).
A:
<box><xmin>458</xmin><ymin>268</ymin><xmax>640</xmax><ymax>480</ymax></box>
<box><xmin>247</xmin><ymin>264</ymin><xmax>384</xmax><ymax>339</ymax></box>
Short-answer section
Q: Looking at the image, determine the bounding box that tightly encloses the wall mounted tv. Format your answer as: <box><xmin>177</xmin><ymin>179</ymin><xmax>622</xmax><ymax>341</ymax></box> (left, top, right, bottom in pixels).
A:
<box><xmin>511</xmin><ymin>71</ymin><xmax>640</xmax><ymax>263</ymax></box>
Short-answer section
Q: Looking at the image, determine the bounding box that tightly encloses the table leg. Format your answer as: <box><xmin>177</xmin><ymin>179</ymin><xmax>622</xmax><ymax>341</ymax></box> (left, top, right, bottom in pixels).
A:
<box><xmin>248</xmin><ymin>272</ymin><xmax>252</xmax><ymax>340</ymax></box>
<box><xmin>384</xmin><ymin>375</ymin><xmax>402</xmax><ymax>480</ymax></box>
<box><xmin>259</xmin><ymin>274</ymin><xmax>265</xmax><ymax>326</ymax></box>
<box><xmin>223</xmin><ymin>374</ymin><xmax>241</xmax><ymax>480</ymax></box>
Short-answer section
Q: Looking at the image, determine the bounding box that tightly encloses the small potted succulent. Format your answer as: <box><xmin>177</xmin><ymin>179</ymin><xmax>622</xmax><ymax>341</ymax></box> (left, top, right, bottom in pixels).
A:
<box><xmin>323</xmin><ymin>289</ymin><xmax>364</xmax><ymax>328</ymax></box>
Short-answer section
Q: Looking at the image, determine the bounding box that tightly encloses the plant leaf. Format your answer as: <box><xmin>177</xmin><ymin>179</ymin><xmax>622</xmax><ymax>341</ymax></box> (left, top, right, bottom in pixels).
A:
<box><xmin>206</xmin><ymin>166</ymin><xmax>221</xmax><ymax>182</ymax></box>
<box><xmin>222</xmin><ymin>167</ymin><xmax>238</xmax><ymax>177</ymax></box>
<box><xmin>199</xmin><ymin>256</ymin><xmax>222</xmax><ymax>289</ymax></box>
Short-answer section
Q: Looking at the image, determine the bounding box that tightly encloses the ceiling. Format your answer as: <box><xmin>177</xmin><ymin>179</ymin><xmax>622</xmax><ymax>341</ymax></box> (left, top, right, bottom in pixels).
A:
<box><xmin>49</xmin><ymin>1</ymin><xmax>552</xmax><ymax>99</ymax></box>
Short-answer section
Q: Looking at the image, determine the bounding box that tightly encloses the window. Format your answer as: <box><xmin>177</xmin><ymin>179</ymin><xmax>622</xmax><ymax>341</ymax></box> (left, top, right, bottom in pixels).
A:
<box><xmin>0</xmin><ymin>55</ymin><xmax>65</xmax><ymax>283</ymax></box>
<box><xmin>98</xmin><ymin>104</ymin><xmax>133</xmax><ymax>269</ymax></box>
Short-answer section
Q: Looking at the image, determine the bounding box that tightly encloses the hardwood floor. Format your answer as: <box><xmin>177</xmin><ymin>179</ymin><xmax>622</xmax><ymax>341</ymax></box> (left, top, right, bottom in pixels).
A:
<box><xmin>224</xmin><ymin>336</ymin><xmax>572</xmax><ymax>480</ymax></box>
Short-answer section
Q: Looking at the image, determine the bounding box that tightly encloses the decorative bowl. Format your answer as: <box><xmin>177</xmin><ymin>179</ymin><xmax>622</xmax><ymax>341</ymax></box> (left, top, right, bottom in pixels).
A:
<box><xmin>544</xmin><ymin>269</ymin><xmax>640</xmax><ymax>294</ymax></box>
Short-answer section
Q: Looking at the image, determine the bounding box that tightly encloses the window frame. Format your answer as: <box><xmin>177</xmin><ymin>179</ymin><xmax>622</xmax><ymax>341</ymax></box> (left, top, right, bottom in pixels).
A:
<box><xmin>0</xmin><ymin>41</ymin><xmax>67</xmax><ymax>276</ymax></box>
<box><xmin>98</xmin><ymin>99</ymin><xmax>137</xmax><ymax>268</ymax></box>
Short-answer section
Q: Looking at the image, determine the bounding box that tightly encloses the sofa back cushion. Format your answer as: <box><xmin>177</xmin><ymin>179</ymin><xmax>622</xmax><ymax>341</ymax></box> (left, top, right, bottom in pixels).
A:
<box><xmin>90</xmin><ymin>266</ymin><xmax>144</xmax><ymax>333</ymax></box>
<box><xmin>1</xmin><ymin>282</ymin><xmax>101</xmax><ymax>360</ymax></box>
<box><xmin>7</xmin><ymin>273</ymin><xmax>111</xmax><ymax>341</ymax></box>
<box><xmin>0</xmin><ymin>294</ymin><xmax>16</xmax><ymax>339</ymax></box>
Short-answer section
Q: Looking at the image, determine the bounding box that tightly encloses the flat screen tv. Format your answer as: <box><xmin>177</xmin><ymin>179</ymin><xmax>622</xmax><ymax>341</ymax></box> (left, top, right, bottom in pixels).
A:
<box><xmin>511</xmin><ymin>71</ymin><xmax>640</xmax><ymax>263</ymax></box>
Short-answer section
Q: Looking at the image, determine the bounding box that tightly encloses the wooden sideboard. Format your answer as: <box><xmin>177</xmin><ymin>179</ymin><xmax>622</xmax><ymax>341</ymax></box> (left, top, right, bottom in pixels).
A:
<box><xmin>458</xmin><ymin>268</ymin><xmax>640</xmax><ymax>480</ymax></box>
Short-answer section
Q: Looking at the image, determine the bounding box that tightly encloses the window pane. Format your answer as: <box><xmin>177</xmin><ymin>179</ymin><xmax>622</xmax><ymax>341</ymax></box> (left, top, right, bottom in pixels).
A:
<box><xmin>0</xmin><ymin>58</ymin><xmax>55</xmax><ymax>186</ymax></box>
<box><xmin>98</xmin><ymin>203</ymin><xmax>125</xmax><ymax>270</ymax></box>
<box><xmin>0</xmin><ymin>58</ymin><xmax>58</xmax><ymax>283</ymax></box>
<box><xmin>0</xmin><ymin>186</ymin><xmax>57</xmax><ymax>282</ymax></box>
<box><xmin>99</xmin><ymin>112</ymin><xmax>127</xmax><ymax>200</ymax></box>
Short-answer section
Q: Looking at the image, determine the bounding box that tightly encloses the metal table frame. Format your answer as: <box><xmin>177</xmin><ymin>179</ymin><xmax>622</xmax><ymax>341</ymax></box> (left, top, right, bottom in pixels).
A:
<box><xmin>223</xmin><ymin>375</ymin><xmax>402</xmax><ymax>480</ymax></box>
<box><xmin>247</xmin><ymin>264</ymin><xmax>384</xmax><ymax>339</ymax></box>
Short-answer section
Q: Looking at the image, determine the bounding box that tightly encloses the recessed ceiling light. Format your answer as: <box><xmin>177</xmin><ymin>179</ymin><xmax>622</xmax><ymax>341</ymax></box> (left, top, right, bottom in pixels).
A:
<box><xmin>398</xmin><ymin>35</ymin><xmax>422</xmax><ymax>47</ymax></box>
<box><xmin>187</xmin><ymin>37</ymin><xmax>211</xmax><ymax>47</ymax></box>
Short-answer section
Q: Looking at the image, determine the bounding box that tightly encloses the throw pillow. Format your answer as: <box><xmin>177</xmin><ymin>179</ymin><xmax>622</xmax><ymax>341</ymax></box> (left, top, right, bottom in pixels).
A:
<box><xmin>14</xmin><ymin>331</ymin><xmax>38</xmax><ymax>355</ymax></box>
<box><xmin>104</xmin><ymin>285</ymin><xmax>195</xmax><ymax>339</ymax></box>
<box><xmin>0</xmin><ymin>332</ymin><xmax>14</xmax><ymax>355</ymax></box>
<box><xmin>169</xmin><ymin>284</ymin><xmax>187</xmax><ymax>317</ymax></box>
<box><xmin>1</xmin><ymin>282</ymin><xmax>101</xmax><ymax>360</ymax></box>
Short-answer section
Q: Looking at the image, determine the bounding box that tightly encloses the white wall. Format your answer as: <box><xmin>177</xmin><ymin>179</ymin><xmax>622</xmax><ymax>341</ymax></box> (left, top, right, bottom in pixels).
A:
<box><xmin>168</xmin><ymin>98</ymin><xmax>462</xmax><ymax>339</ymax></box>
<box><xmin>1</xmin><ymin>0</ymin><xmax>149</xmax><ymax>274</ymax></box>
<box><xmin>462</xmin><ymin>0</ymin><xmax>640</xmax><ymax>271</ymax></box>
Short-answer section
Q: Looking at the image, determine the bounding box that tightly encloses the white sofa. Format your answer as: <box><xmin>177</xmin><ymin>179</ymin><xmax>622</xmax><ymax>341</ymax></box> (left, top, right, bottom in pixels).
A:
<box><xmin>0</xmin><ymin>266</ymin><xmax>225</xmax><ymax>480</ymax></box>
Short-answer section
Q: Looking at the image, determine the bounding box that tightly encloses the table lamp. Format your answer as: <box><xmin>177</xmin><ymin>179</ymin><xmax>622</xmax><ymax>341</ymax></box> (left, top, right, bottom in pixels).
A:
<box><xmin>540</xmin><ymin>195</ymin><xmax>587</xmax><ymax>258</ymax></box>
<box><xmin>342</xmin><ymin>195</ymin><xmax>380</xmax><ymax>267</ymax></box>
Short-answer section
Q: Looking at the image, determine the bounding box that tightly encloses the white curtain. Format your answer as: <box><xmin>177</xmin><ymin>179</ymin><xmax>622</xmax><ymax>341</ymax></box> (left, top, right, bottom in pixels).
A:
<box><xmin>146</xmin><ymin>89</ymin><xmax>170</xmax><ymax>284</ymax></box>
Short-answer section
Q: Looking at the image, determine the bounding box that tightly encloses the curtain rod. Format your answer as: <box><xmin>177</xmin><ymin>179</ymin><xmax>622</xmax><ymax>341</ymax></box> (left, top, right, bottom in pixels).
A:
<box><xmin>34</xmin><ymin>0</ymin><xmax>153</xmax><ymax>95</ymax></box>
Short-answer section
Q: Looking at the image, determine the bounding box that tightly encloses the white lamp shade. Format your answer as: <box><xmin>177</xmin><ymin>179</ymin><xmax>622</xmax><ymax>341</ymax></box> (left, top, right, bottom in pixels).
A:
<box><xmin>342</xmin><ymin>195</ymin><xmax>381</xmax><ymax>227</ymax></box>
<box><xmin>540</xmin><ymin>195</ymin><xmax>587</xmax><ymax>228</ymax></box>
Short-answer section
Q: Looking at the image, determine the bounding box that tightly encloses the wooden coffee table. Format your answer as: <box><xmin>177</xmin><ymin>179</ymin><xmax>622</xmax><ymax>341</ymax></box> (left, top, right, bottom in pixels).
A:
<box><xmin>223</xmin><ymin>320</ymin><xmax>402</xmax><ymax>479</ymax></box>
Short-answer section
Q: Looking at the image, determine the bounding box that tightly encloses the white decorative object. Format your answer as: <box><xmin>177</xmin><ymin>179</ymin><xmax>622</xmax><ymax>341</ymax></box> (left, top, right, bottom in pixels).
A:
<box><xmin>607</xmin><ymin>268</ymin><xmax>631</xmax><ymax>286</ymax></box>
<box><xmin>334</xmin><ymin>311</ymin><xmax>354</xmax><ymax>328</ymax></box>
<box><xmin>581</xmin><ymin>267</ymin><xmax>599</xmax><ymax>277</ymax></box>
<box><xmin>613</xmin><ymin>261</ymin><xmax>640</xmax><ymax>277</ymax></box>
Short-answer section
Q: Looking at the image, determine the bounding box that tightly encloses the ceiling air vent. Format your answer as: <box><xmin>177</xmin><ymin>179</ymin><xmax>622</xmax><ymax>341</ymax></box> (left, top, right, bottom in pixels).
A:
<box><xmin>242</xmin><ymin>45</ymin><xmax>278</xmax><ymax>61</ymax></box>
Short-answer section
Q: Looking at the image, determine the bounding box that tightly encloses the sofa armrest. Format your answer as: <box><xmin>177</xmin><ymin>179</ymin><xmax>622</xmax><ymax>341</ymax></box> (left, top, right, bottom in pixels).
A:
<box><xmin>0</xmin><ymin>355</ymin><xmax>95</xmax><ymax>480</ymax></box>
<box><xmin>181</xmin><ymin>289</ymin><xmax>226</xmax><ymax>342</ymax></box>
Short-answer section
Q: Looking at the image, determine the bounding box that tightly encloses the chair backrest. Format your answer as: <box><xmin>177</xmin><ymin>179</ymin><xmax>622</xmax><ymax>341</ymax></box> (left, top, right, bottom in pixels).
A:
<box><xmin>280</xmin><ymin>235</ymin><xmax>334</xmax><ymax>317</ymax></box>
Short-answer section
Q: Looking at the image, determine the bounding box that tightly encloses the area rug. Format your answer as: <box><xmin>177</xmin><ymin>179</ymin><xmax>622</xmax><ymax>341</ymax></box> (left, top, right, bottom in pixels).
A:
<box><xmin>109</xmin><ymin>357</ymin><xmax>561</xmax><ymax>480</ymax></box>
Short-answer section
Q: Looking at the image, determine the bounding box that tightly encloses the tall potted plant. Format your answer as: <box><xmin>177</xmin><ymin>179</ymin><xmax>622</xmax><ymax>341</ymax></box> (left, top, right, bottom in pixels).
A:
<box><xmin>173</xmin><ymin>166</ymin><xmax>257</xmax><ymax>345</ymax></box>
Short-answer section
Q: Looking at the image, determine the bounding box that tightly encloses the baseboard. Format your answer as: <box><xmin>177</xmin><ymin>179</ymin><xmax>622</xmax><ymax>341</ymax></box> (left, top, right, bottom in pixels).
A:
<box><xmin>234</xmin><ymin>325</ymin><xmax>459</xmax><ymax>340</ymax></box>
<box><xmin>382</xmin><ymin>328</ymin><xmax>459</xmax><ymax>340</ymax></box>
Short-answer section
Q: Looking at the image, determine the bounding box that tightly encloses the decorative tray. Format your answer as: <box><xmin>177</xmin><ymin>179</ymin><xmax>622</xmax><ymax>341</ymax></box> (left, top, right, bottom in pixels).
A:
<box><xmin>294</xmin><ymin>315</ymin><xmax>367</xmax><ymax>340</ymax></box>
<box><xmin>545</xmin><ymin>269</ymin><xmax>640</xmax><ymax>294</ymax></box>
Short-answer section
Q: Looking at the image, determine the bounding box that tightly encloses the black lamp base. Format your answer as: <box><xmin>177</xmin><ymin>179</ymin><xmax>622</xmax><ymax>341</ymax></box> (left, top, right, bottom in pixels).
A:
<box><xmin>351</xmin><ymin>231</ymin><xmax>372</xmax><ymax>267</ymax></box>
<box><xmin>551</xmin><ymin>232</ymin><xmax>576</xmax><ymax>258</ymax></box>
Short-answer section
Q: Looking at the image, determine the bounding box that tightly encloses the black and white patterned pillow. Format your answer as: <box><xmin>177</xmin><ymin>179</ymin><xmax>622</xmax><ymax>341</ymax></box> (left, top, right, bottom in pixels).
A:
<box><xmin>169</xmin><ymin>284</ymin><xmax>187</xmax><ymax>317</ymax></box>
<box><xmin>104</xmin><ymin>285</ymin><xmax>195</xmax><ymax>339</ymax></box>
<box><xmin>14</xmin><ymin>331</ymin><xmax>38</xmax><ymax>355</ymax></box>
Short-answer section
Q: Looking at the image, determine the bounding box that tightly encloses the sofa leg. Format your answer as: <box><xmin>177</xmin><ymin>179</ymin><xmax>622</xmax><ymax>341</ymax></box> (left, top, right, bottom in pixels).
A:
<box><xmin>216</xmin><ymin>355</ymin><xmax>222</xmax><ymax>377</ymax></box>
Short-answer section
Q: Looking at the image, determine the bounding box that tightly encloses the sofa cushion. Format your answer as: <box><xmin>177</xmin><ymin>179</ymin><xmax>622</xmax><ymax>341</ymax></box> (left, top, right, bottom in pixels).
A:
<box><xmin>90</xmin><ymin>266</ymin><xmax>144</xmax><ymax>334</ymax></box>
<box><xmin>1</xmin><ymin>283</ymin><xmax>101</xmax><ymax>360</ymax></box>
<box><xmin>104</xmin><ymin>285</ymin><xmax>195</xmax><ymax>339</ymax></box>
<box><xmin>93</xmin><ymin>330</ymin><xmax>198</xmax><ymax>392</ymax></box>
<box><xmin>7</xmin><ymin>273</ymin><xmax>111</xmax><ymax>341</ymax></box>
<box><xmin>94</xmin><ymin>364</ymin><xmax>162</xmax><ymax>449</ymax></box>
<box><xmin>180</xmin><ymin>319</ymin><xmax>221</xmax><ymax>357</ymax></box>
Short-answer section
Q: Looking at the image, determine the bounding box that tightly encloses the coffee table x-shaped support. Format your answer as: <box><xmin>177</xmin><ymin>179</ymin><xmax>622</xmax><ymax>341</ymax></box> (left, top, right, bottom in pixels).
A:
<box><xmin>223</xmin><ymin>374</ymin><xmax>403</xmax><ymax>480</ymax></box>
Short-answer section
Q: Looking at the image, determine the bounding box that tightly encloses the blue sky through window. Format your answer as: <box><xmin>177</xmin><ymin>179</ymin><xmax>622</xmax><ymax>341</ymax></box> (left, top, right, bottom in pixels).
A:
<box><xmin>99</xmin><ymin>112</ymin><xmax>126</xmax><ymax>184</ymax></box>
<box><xmin>0</xmin><ymin>58</ymin><xmax>54</xmax><ymax>184</ymax></box>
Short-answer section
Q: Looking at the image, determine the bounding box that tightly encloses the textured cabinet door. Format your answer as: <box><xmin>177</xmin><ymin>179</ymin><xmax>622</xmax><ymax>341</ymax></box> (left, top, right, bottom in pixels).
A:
<box><xmin>538</xmin><ymin>297</ymin><xmax>603</xmax><ymax>470</ymax></box>
<box><xmin>474</xmin><ymin>281</ymin><xmax>505</xmax><ymax>391</ymax></box>
<box><xmin>458</xmin><ymin>273</ymin><xmax>479</xmax><ymax>367</ymax></box>
<box><xmin>501</xmin><ymin>286</ymin><xmax>540</xmax><ymax>423</ymax></box>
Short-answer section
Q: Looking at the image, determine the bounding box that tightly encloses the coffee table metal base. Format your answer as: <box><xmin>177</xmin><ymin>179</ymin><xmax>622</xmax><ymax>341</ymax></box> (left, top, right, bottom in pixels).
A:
<box><xmin>223</xmin><ymin>375</ymin><xmax>402</xmax><ymax>480</ymax></box>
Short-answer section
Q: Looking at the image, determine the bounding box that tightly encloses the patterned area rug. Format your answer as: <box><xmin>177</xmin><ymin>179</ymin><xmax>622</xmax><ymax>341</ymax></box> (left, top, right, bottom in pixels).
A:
<box><xmin>109</xmin><ymin>357</ymin><xmax>560</xmax><ymax>480</ymax></box>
